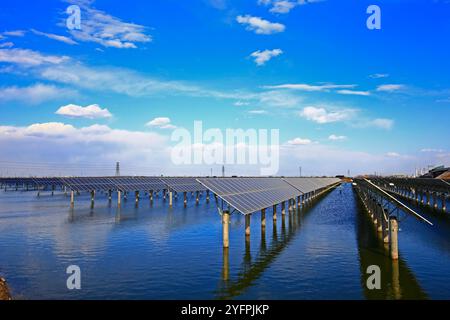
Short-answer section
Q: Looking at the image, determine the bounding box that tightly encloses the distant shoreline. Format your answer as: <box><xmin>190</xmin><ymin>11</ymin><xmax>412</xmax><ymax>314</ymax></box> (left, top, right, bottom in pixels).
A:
<box><xmin>0</xmin><ymin>277</ymin><xmax>12</xmax><ymax>300</ymax></box>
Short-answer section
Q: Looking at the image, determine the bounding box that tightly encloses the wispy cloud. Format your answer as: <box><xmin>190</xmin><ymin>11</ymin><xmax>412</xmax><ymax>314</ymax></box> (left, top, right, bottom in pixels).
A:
<box><xmin>0</xmin><ymin>83</ymin><xmax>77</xmax><ymax>104</ymax></box>
<box><xmin>55</xmin><ymin>104</ymin><xmax>112</xmax><ymax>119</ymax></box>
<box><xmin>0</xmin><ymin>42</ymin><xmax>14</xmax><ymax>48</ymax></box>
<box><xmin>31</xmin><ymin>29</ymin><xmax>78</xmax><ymax>45</ymax></box>
<box><xmin>370</xmin><ymin>118</ymin><xmax>394</xmax><ymax>130</ymax></box>
<box><xmin>63</xmin><ymin>0</ymin><xmax>152</xmax><ymax>48</ymax></box>
<box><xmin>336</xmin><ymin>89</ymin><xmax>370</xmax><ymax>96</ymax></box>
<box><xmin>250</xmin><ymin>49</ymin><xmax>283</xmax><ymax>66</ymax></box>
<box><xmin>369</xmin><ymin>73</ymin><xmax>389</xmax><ymax>79</ymax></box>
<box><xmin>0</xmin><ymin>48</ymin><xmax>70</xmax><ymax>66</ymax></box>
<box><xmin>376</xmin><ymin>84</ymin><xmax>405</xmax><ymax>92</ymax></box>
<box><xmin>264</xmin><ymin>83</ymin><xmax>356</xmax><ymax>92</ymax></box>
<box><xmin>248</xmin><ymin>109</ymin><xmax>268</xmax><ymax>114</ymax></box>
<box><xmin>2</xmin><ymin>30</ymin><xmax>26</xmax><ymax>37</ymax></box>
<box><xmin>236</xmin><ymin>15</ymin><xmax>285</xmax><ymax>34</ymax></box>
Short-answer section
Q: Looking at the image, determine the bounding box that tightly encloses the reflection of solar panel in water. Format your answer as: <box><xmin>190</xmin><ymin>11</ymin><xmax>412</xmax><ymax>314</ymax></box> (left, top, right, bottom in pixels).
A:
<box><xmin>197</xmin><ymin>177</ymin><xmax>301</xmax><ymax>215</ymax></box>
<box><xmin>161</xmin><ymin>177</ymin><xmax>206</xmax><ymax>193</ymax></box>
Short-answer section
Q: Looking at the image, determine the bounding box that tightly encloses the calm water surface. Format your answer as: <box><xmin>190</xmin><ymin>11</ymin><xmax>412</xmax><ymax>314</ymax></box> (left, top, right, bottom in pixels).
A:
<box><xmin>0</xmin><ymin>183</ymin><xmax>449</xmax><ymax>299</ymax></box>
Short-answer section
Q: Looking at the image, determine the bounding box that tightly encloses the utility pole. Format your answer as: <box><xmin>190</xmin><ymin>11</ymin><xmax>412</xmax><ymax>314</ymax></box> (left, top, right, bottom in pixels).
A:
<box><xmin>222</xmin><ymin>165</ymin><xmax>225</xmax><ymax>177</ymax></box>
<box><xmin>299</xmin><ymin>166</ymin><xmax>302</xmax><ymax>177</ymax></box>
<box><xmin>115</xmin><ymin>162</ymin><xmax>120</xmax><ymax>176</ymax></box>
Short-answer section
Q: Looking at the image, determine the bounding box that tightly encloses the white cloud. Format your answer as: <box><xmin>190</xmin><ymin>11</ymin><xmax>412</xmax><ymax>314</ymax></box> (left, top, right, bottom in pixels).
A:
<box><xmin>0</xmin><ymin>42</ymin><xmax>14</xmax><ymax>48</ymax></box>
<box><xmin>0</xmin><ymin>83</ymin><xmax>77</xmax><ymax>104</ymax></box>
<box><xmin>336</xmin><ymin>89</ymin><xmax>370</xmax><ymax>96</ymax></box>
<box><xmin>250</xmin><ymin>49</ymin><xmax>283</xmax><ymax>66</ymax></box>
<box><xmin>55</xmin><ymin>104</ymin><xmax>112</xmax><ymax>119</ymax></box>
<box><xmin>146</xmin><ymin>117</ymin><xmax>176</xmax><ymax>129</ymax></box>
<box><xmin>370</xmin><ymin>118</ymin><xmax>394</xmax><ymax>130</ymax></box>
<box><xmin>2</xmin><ymin>30</ymin><xmax>26</xmax><ymax>37</ymax></box>
<box><xmin>264</xmin><ymin>83</ymin><xmax>356</xmax><ymax>91</ymax></box>
<box><xmin>259</xmin><ymin>0</ymin><xmax>323</xmax><ymax>14</ymax></box>
<box><xmin>287</xmin><ymin>137</ymin><xmax>312</xmax><ymax>145</ymax></box>
<box><xmin>0</xmin><ymin>48</ymin><xmax>70</xmax><ymax>66</ymax></box>
<box><xmin>376</xmin><ymin>84</ymin><xmax>405</xmax><ymax>92</ymax></box>
<box><xmin>299</xmin><ymin>106</ymin><xmax>357</xmax><ymax>124</ymax></box>
<box><xmin>270</xmin><ymin>1</ymin><xmax>297</xmax><ymax>13</ymax></box>
<box><xmin>369</xmin><ymin>73</ymin><xmax>389</xmax><ymax>79</ymax></box>
<box><xmin>64</xmin><ymin>1</ymin><xmax>152</xmax><ymax>48</ymax></box>
<box><xmin>236</xmin><ymin>15</ymin><xmax>285</xmax><ymax>34</ymax></box>
<box><xmin>0</xmin><ymin>122</ymin><xmax>169</xmax><ymax>176</ymax></box>
<box><xmin>328</xmin><ymin>134</ymin><xmax>347</xmax><ymax>141</ymax></box>
<box><xmin>31</xmin><ymin>29</ymin><xmax>78</xmax><ymax>45</ymax></box>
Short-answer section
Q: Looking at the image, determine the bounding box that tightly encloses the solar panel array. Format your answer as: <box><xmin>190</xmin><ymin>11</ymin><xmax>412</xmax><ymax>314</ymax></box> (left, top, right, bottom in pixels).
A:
<box><xmin>160</xmin><ymin>177</ymin><xmax>206</xmax><ymax>193</ymax></box>
<box><xmin>283</xmin><ymin>177</ymin><xmax>341</xmax><ymax>194</ymax></box>
<box><xmin>197</xmin><ymin>177</ymin><xmax>339</xmax><ymax>215</ymax></box>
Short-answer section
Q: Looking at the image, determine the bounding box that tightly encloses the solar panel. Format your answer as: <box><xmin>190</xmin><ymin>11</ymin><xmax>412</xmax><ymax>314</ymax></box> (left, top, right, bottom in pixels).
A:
<box><xmin>160</xmin><ymin>177</ymin><xmax>206</xmax><ymax>193</ymax></box>
<box><xmin>111</xmin><ymin>176</ymin><xmax>165</xmax><ymax>192</ymax></box>
<box><xmin>62</xmin><ymin>177</ymin><xmax>118</xmax><ymax>191</ymax></box>
<box><xmin>197</xmin><ymin>177</ymin><xmax>301</xmax><ymax>215</ymax></box>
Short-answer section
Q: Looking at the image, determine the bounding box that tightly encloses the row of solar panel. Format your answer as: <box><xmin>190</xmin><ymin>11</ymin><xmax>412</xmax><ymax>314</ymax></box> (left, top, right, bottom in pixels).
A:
<box><xmin>0</xmin><ymin>176</ymin><xmax>340</xmax><ymax>195</ymax></box>
<box><xmin>197</xmin><ymin>177</ymin><xmax>341</xmax><ymax>214</ymax></box>
<box><xmin>0</xmin><ymin>176</ymin><xmax>205</xmax><ymax>193</ymax></box>
<box><xmin>367</xmin><ymin>177</ymin><xmax>450</xmax><ymax>193</ymax></box>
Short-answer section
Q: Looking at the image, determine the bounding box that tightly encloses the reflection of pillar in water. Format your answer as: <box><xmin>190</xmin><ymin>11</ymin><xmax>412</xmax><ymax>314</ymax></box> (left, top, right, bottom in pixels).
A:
<box><xmin>391</xmin><ymin>259</ymin><xmax>402</xmax><ymax>300</ymax></box>
<box><xmin>169</xmin><ymin>191</ymin><xmax>173</xmax><ymax>208</ymax></box>
<box><xmin>117</xmin><ymin>190</ymin><xmax>121</xmax><ymax>207</ymax></box>
<box><xmin>272</xmin><ymin>220</ymin><xmax>278</xmax><ymax>242</ymax></box>
<box><xmin>222</xmin><ymin>247</ymin><xmax>229</xmax><ymax>282</ymax></box>
<box><xmin>281</xmin><ymin>201</ymin><xmax>286</xmax><ymax>215</ymax></box>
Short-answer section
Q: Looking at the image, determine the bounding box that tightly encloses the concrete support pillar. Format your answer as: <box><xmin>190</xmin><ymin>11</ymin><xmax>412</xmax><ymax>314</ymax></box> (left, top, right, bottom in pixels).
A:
<box><xmin>281</xmin><ymin>201</ymin><xmax>286</xmax><ymax>215</ymax></box>
<box><xmin>442</xmin><ymin>195</ymin><xmax>447</xmax><ymax>212</ymax></box>
<box><xmin>261</xmin><ymin>208</ymin><xmax>266</xmax><ymax>229</ymax></box>
<box><xmin>389</xmin><ymin>217</ymin><xmax>399</xmax><ymax>260</ymax></box>
<box><xmin>288</xmin><ymin>199</ymin><xmax>293</xmax><ymax>212</ymax></box>
<box><xmin>222</xmin><ymin>211</ymin><xmax>230</xmax><ymax>248</ymax></box>
<box><xmin>108</xmin><ymin>190</ymin><xmax>112</xmax><ymax>202</ymax></box>
<box><xmin>426</xmin><ymin>191</ymin><xmax>431</xmax><ymax>206</ymax></box>
<box><xmin>149</xmin><ymin>190</ymin><xmax>153</xmax><ymax>204</ymax></box>
<box><xmin>163</xmin><ymin>189</ymin><xmax>166</xmax><ymax>201</ymax></box>
<box><xmin>297</xmin><ymin>196</ymin><xmax>301</xmax><ymax>208</ymax></box>
<box><xmin>206</xmin><ymin>190</ymin><xmax>210</xmax><ymax>203</ymax></box>
<box><xmin>273</xmin><ymin>204</ymin><xmax>277</xmax><ymax>222</ymax></box>
<box><xmin>245</xmin><ymin>214</ymin><xmax>251</xmax><ymax>237</ymax></box>
<box><xmin>118</xmin><ymin>190</ymin><xmax>122</xmax><ymax>207</ymax></box>
<box><xmin>70</xmin><ymin>190</ymin><xmax>74</xmax><ymax>207</ymax></box>
<box><xmin>433</xmin><ymin>193</ymin><xmax>438</xmax><ymax>209</ymax></box>
<box><xmin>293</xmin><ymin>197</ymin><xmax>297</xmax><ymax>210</ymax></box>
<box><xmin>382</xmin><ymin>209</ymin><xmax>389</xmax><ymax>243</ymax></box>
<box><xmin>183</xmin><ymin>192</ymin><xmax>187</xmax><ymax>208</ymax></box>
<box><xmin>196</xmin><ymin>191</ymin><xmax>199</xmax><ymax>205</ymax></box>
<box><xmin>169</xmin><ymin>191</ymin><xmax>173</xmax><ymax>208</ymax></box>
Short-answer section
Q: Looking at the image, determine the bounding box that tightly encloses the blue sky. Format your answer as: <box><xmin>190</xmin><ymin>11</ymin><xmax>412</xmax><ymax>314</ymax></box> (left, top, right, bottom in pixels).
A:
<box><xmin>0</xmin><ymin>0</ymin><xmax>449</xmax><ymax>176</ymax></box>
